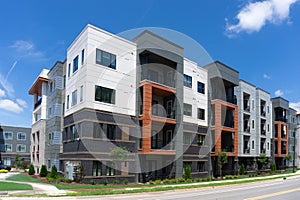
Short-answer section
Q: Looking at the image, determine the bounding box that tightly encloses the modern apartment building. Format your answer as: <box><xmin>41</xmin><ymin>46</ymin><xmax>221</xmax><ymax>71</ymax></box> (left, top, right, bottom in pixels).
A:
<box><xmin>287</xmin><ymin>108</ymin><xmax>297</xmax><ymax>168</ymax></box>
<box><xmin>297</xmin><ymin>113</ymin><xmax>300</xmax><ymax>168</ymax></box>
<box><xmin>29</xmin><ymin>61</ymin><xmax>65</xmax><ymax>173</ymax></box>
<box><xmin>0</xmin><ymin>125</ymin><xmax>31</xmax><ymax>166</ymax></box>
<box><xmin>235</xmin><ymin>81</ymin><xmax>272</xmax><ymax>170</ymax></box>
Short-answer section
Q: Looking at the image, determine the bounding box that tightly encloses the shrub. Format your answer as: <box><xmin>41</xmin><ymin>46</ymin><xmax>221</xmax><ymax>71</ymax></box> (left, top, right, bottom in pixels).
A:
<box><xmin>123</xmin><ymin>179</ymin><xmax>128</xmax><ymax>185</ymax></box>
<box><xmin>103</xmin><ymin>179</ymin><xmax>108</xmax><ymax>186</ymax></box>
<box><xmin>177</xmin><ymin>178</ymin><xmax>185</xmax><ymax>183</ymax></box>
<box><xmin>49</xmin><ymin>165</ymin><xmax>58</xmax><ymax>179</ymax></box>
<box><xmin>239</xmin><ymin>163</ymin><xmax>245</xmax><ymax>175</ymax></box>
<box><xmin>39</xmin><ymin>165</ymin><xmax>48</xmax><ymax>177</ymax></box>
<box><xmin>183</xmin><ymin>166</ymin><xmax>192</xmax><ymax>180</ymax></box>
<box><xmin>185</xmin><ymin>179</ymin><xmax>192</xmax><ymax>183</ymax></box>
<box><xmin>60</xmin><ymin>178</ymin><xmax>72</xmax><ymax>183</ymax></box>
<box><xmin>28</xmin><ymin>164</ymin><xmax>35</xmax><ymax>175</ymax></box>
<box><xmin>225</xmin><ymin>175</ymin><xmax>233</xmax><ymax>179</ymax></box>
<box><xmin>195</xmin><ymin>178</ymin><xmax>201</xmax><ymax>182</ymax></box>
<box><xmin>90</xmin><ymin>180</ymin><xmax>97</xmax><ymax>185</ymax></box>
<box><xmin>162</xmin><ymin>179</ymin><xmax>170</xmax><ymax>184</ymax></box>
<box><xmin>113</xmin><ymin>179</ymin><xmax>120</xmax><ymax>185</ymax></box>
<box><xmin>170</xmin><ymin>179</ymin><xmax>177</xmax><ymax>184</ymax></box>
<box><xmin>271</xmin><ymin>163</ymin><xmax>276</xmax><ymax>172</ymax></box>
<box><xmin>155</xmin><ymin>179</ymin><xmax>161</xmax><ymax>185</ymax></box>
<box><xmin>149</xmin><ymin>180</ymin><xmax>155</xmax><ymax>185</ymax></box>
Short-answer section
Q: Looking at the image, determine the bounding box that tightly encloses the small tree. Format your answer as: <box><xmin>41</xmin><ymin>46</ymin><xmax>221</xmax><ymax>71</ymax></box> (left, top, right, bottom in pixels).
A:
<box><xmin>110</xmin><ymin>147</ymin><xmax>129</xmax><ymax>182</ymax></box>
<box><xmin>257</xmin><ymin>154</ymin><xmax>268</xmax><ymax>169</ymax></box>
<box><xmin>73</xmin><ymin>164</ymin><xmax>85</xmax><ymax>183</ymax></box>
<box><xmin>217</xmin><ymin>151</ymin><xmax>228</xmax><ymax>178</ymax></box>
<box><xmin>28</xmin><ymin>164</ymin><xmax>35</xmax><ymax>175</ymax></box>
<box><xmin>183</xmin><ymin>166</ymin><xmax>192</xmax><ymax>180</ymax></box>
<box><xmin>39</xmin><ymin>165</ymin><xmax>48</xmax><ymax>177</ymax></box>
<box><xmin>49</xmin><ymin>165</ymin><xmax>58</xmax><ymax>179</ymax></box>
<box><xmin>239</xmin><ymin>163</ymin><xmax>245</xmax><ymax>175</ymax></box>
<box><xmin>14</xmin><ymin>155</ymin><xmax>22</xmax><ymax>168</ymax></box>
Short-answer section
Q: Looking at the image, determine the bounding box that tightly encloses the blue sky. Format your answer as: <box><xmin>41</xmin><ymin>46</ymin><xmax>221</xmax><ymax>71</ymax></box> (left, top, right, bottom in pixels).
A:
<box><xmin>0</xmin><ymin>0</ymin><xmax>299</xmax><ymax>127</ymax></box>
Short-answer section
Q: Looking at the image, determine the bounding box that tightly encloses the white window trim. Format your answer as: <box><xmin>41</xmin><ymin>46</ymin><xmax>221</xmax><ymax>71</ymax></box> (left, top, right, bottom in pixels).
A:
<box><xmin>17</xmin><ymin>132</ymin><xmax>26</xmax><ymax>140</ymax></box>
<box><xmin>5</xmin><ymin>143</ymin><xmax>12</xmax><ymax>152</ymax></box>
<box><xmin>16</xmin><ymin>144</ymin><xmax>26</xmax><ymax>153</ymax></box>
<box><xmin>4</xmin><ymin>131</ymin><xmax>13</xmax><ymax>140</ymax></box>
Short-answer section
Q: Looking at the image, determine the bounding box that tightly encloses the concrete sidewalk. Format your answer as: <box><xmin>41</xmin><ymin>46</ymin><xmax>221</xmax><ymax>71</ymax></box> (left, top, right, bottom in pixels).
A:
<box><xmin>0</xmin><ymin>172</ymin><xmax>66</xmax><ymax>196</ymax></box>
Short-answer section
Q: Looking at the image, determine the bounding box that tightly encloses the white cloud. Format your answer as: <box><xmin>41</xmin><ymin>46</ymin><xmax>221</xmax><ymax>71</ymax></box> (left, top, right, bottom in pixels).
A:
<box><xmin>16</xmin><ymin>98</ymin><xmax>28</xmax><ymax>108</ymax></box>
<box><xmin>290</xmin><ymin>102</ymin><xmax>300</xmax><ymax>113</ymax></box>
<box><xmin>226</xmin><ymin>0</ymin><xmax>298</xmax><ymax>35</ymax></box>
<box><xmin>10</xmin><ymin>40</ymin><xmax>34</xmax><ymax>51</ymax></box>
<box><xmin>263</xmin><ymin>74</ymin><xmax>271</xmax><ymax>79</ymax></box>
<box><xmin>0</xmin><ymin>88</ymin><xmax>5</xmax><ymax>98</ymax></box>
<box><xmin>0</xmin><ymin>72</ymin><xmax>14</xmax><ymax>97</ymax></box>
<box><xmin>275</xmin><ymin>89</ymin><xmax>284</xmax><ymax>96</ymax></box>
<box><xmin>0</xmin><ymin>99</ymin><xmax>23</xmax><ymax>113</ymax></box>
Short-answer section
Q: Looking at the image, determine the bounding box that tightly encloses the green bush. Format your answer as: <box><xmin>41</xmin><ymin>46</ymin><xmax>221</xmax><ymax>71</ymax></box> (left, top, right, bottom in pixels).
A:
<box><xmin>177</xmin><ymin>178</ymin><xmax>185</xmax><ymax>183</ymax></box>
<box><xmin>149</xmin><ymin>180</ymin><xmax>155</xmax><ymax>185</ymax></box>
<box><xmin>195</xmin><ymin>178</ymin><xmax>201</xmax><ymax>182</ymax></box>
<box><xmin>49</xmin><ymin>165</ymin><xmax>58</xmax><ymax>179</ymax></box>
<box><xmin>113</xmin><ymin>179</ymin><xmax>120</xmax><ymax>185</ymax></box>
<box><xmin>183</xmin><ymin>166</ymin><xmax>192</xmax><ymax>180</ymax></box>
<box><xmin>39</xmin><ymin>165</ymin><xmax>48</xmax><ymax>177</ymax></box>
<box><xmin>123</xmin><ymin>179</ymin><xmax>128</xmax><ymax>185</ymax></box>
<box><xmin>90</xmin><ymin>180</ymin><xmax>97</xmax><ymax>185</ymax></box>
<box><xmin>225</xmin><ymin>175</ymin><xmax>233</xmax><ymax>179</ymax></box>
<box><xmin>103</xmin><ymin>179</ymin><xmax>108</xmax><ymax>186</ymax></box>
<box><xmin>240</xmin><ymin>163</ymin><xmax>245</xmax><ymax>175</ymax></box>
<box><xmin>162</xmin><ymin>179</ymin><xmax>170</xmax><ymax>184</ymax></box>
<box><xmin>154</xmin><ymin>179</ymin><xmax>161</xmax><ymax>184</ymax></box>
<box><xmin>60</xmin><ymin>178</ymin><xmax>72</xmax><ymax>183</ymax></box>
<box><xmin>28</xmin><ymin>164</ymin><xmax>35</xmax><ymax>175</ymax></box>
<box><xmin>185</xmin><ymin>179</ymin><xmax>192</xmax><ymax>183</ymax></box>
<box><xmin>170</xmin><ymin>179</ymin><xmax>177</xmax><ymax>184</ymax></box>
<box><xmin>271</xmin><ymin>163</ymin><xmax>276</xmax><ymax>172</ymax></box>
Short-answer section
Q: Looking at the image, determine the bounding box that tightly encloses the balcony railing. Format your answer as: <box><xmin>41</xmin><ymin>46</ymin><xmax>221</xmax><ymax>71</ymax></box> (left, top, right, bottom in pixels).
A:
<box><xmin>226</xmin><ymin>95</ymin><xmax>237</xmax><ymax>105</ymax></box>
<box><xmin>151</xmin><ymin>139</ymin><xmax>175</xmax><ymax>150</ymax></box>
<box><xmin>224</xmin><ymin>120</ymin><xmax>234</xmax><ymax>128</ymax></box>
<box><xmin>261</xmin><ymin>111</ymin><xmax>266</xmax><ymax>117</ymax></box>
<box><xmin>34</xmin><ymin>98</ymin><xmax>42</xmax><ymax>109</ymax></box>
<box><xmin>275</xmin><ymin>117</ymin><xmax>287</xmax><ymax>123</ymax></box>
<box><xmin>244</xmin><ymin>126</ymin><xmax>250</xmax><ymax>133</ymax></box>
<box><xmin>244</xmin><ymin>148</ymin><xmax>250</xmax><ymax>154</ymax></box>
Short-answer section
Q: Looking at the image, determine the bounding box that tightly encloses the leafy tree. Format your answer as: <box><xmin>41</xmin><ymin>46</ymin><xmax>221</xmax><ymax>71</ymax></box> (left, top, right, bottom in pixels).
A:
<box><xmin>14</xmin><ymin>155</ymin><xmax>22</xmax><ymax>168</ymax></box>
<box><xmin>217</xmin><ymin>151</ymin><xmax>228</xmax><ymax>177</ymax></box>
<box><xmin>183</xmin><ymin>165</ymin><xmax>192</xmax><ymax>180</ymax></box>
<box><xmin>239</xmin><ymin>163</ymin><xmax>245</xmax><ymax>175</ymax></box>
<box><xmin>49</xmin><ymin>165</ymin><xmax>58</xmax><ymax>179</ymax></box>
<box><xmin>39</xmin><ymin>165</ymin><xmax>48</xmax><ymax>177</ymax></box>
<box><xmin>110</xmin><ymin>147</ymin><xmax>129</xmax><ymax>181</ymax></box>
<box><xmin>257</xmin><ymin>154</ymin><xmax>268</xmax><ymax>169</ymax></box>
<box><xmin>28</xmin><ymin>164</ymin><xmax>35</xmax><ymax>175</ymax></box>
<box><xmin>270</xmin><ymin>163</ymin><xmax>276</xmax><ymax>172</ymax></box>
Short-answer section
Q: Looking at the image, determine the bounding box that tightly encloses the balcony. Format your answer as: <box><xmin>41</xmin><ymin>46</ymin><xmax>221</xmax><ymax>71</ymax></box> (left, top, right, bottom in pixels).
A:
<box><xmin>261</xmin><ymin>119</ymin><xmax>266</xmax><ymax>136</ymax></box>
<box><xmin>260</xmin><ymin>100</ymin><xmax>266</xmax><ymax>117</ymax></box>
<box><xmin>244</xmin><ymin>148</ymin><xmax>250</xmax><ymax>154</ymax></box>
<box><xmin>221</xmin><ymin>131</ymin><xmax>235</xmax><ymax>153</ymax></box>
<box><xmin>275</xmin><ymin>117</ymin><xmax>287</xmax><ymax>123</ymax></box>
<box><xmin>151</xmin><ymin>139</ymin><xmax>175</xmax><ymax>150</ymax></box>
<box><xmin>244</xmin><ymin>114</ymin><xmax>250</xmax><ymax>133</ymax></box>
<box><xmin>34</xmin><ymin>98</ymin><xmax>42</xmax><ymax>109</ymax></box>
<box><xmin>243</xmin><ymin>93</ymin><xmax>250</xmax><ymax>112</ymax></box>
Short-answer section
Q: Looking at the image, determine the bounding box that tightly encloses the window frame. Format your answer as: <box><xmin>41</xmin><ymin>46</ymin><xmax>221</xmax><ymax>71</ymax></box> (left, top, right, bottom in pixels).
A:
<box><xmin>71</xmin><ymin>90</ymin><xmax>77</xmax><ymax>106</ymax></box>
<box><xmin>183</xmin><ymin>103</ymin><xmax>192</xmax><ymax>116</ymax></box>
<box><xmin>5</xmin><ymin>143</ymin><xmax>12</xmax><ymax>152</ymax></box>
<box><xmin>197</xmin><ymin>108</ymin><xmax>205</xmax><ymax>120</ymax></box>
<box><xmin>16</xmin><ymin>144</ymin><xmax>26</xmax><ymax>152</ymax></box>
<box><xmin>95</xmin><ymin>85</ymin><xmax>116</xmax><ymax>104</ymax></box>
<box><xmin>183</xmin><ymin>74</ymin><xmax>192</xmax><ymax>88</ymax></box>
<box><xmin>73</xmin><ymin>55</ymin><xmax>79</xmax><ymax>73</ymax></box>
<box><xmin>197</xmin><ymin>81</ymin><xmax>205</xmax><ymax>94</ymax></box>
<box><xmin>4</xmin><ymin>131</ymin><xmax>13</xmax><ymax>140</ymax></box>
<box><xmin>96</xmin><ymin>49</ymin><xmax>116</xmax><ymax>69</ymax></box>
<box><xmin>17</xmin><ymin>132</ymin><xmax>26</xmax><ymax>141</ymax></box>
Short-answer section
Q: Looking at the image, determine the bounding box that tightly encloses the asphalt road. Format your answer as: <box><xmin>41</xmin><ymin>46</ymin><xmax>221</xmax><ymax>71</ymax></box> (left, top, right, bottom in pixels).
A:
<box><xmin>2</xmin><ymin>176</ymin><xmax>300</xmax><ymax>200</ymax></box>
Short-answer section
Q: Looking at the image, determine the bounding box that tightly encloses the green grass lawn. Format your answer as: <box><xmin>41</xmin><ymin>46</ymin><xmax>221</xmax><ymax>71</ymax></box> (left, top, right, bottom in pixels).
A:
<box><xmin>54</xmin><ymin>183</ymin><xmax>141</xmax><ymax>190</ymax></box>
<box><xmin>6</xmin><ymin>173</ymin><xmax>43</xmax><ymax>183</ymax></box>
<box><xmin>0</xmin><ymin>181</ymin><xmax>33</xmax><ymax>191</ymax></box>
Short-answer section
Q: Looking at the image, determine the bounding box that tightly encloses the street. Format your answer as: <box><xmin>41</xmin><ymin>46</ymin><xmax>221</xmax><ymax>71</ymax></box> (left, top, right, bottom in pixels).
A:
<box><xmin>2</xmin><ymin>175</ymin><xmax>300</xmax><ymax>200</ymax></box>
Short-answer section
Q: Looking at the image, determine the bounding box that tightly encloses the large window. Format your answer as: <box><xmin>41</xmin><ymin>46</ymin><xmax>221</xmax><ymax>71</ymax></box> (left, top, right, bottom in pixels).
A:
<box><xmin>17</xmin><ymin>132</ymin><xmax>26</xmax><ymax>140</ymax></box>
<box><xmin>95</xmin><ymin>85</ymin><xmax>115</xmax><ymax>104</ymax></box>
<box><xmin>72</xmin><ymin>90</ymin><xmax>77</xmax><ymax>106</ymax></box>
<box><xmin>4</xmin><ymin>132</ymin><xmax>13</xmax><ymax>140</ymax></box>
<box><xmin>96</xmin><ymin>49</ymin><xmax>116</xmax><ymax>69</ymax></box>
<box><xmin>184</xmin><ymin>103</ymin><xmax>192</xmax><ymax>116</ymax></box>
<box><xmin>5</xmin><ymin>144</ymin><xmax>12</xmax><ymax>152</ymax></box>
<box><xmin>197</xmin><ymin>81</ymin><xmax>205</xmax><ymax>94</ymax></box>
<box><xmin>106</xmin><ymin>161</ymin><xmax>115</xmax><ymax>176</ymax></box>
<box><xmin>184</xmin><ymin>74</ymin><xmax>192</xmax><ymax>88</ymax></box>
<box><xmin>197</xmin><ymin>162</ymin><xmax>205</xmax><ymax>172</ymax></box>
<box><xmin>73</xmin><ymin>56</ymin><xmax>79</xmax><ymax>73</ymax></box>
<box><xmin>107</xmin><ymin>124</ymin><xmax>116</xmax><ymax>140</ymax></box>
<box><xmin>92</xmin><ymin>161</ymin><xmax>102</xmax><ymax>176</ymax></box>
<box><xmin>197</xmin><ymin>108</ymin><xmax>205</xmax><ymax>120</ymax></box>
<box><xmin>16</xmin><ymin>144</ymin><xmax>26</xmax><ymax>152</ymax></box>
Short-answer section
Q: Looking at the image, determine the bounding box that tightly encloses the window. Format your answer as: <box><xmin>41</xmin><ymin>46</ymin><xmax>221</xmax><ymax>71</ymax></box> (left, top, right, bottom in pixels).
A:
<box><xmin>184</xmin><ymin>133</ymin><xmax>192</xmax><ymax>144</ymax></box>
<box><xmin>49</xmin><ymin>81</ymin><xmax>53</xmax><ymax>93</ymax></box>
<box><xmin>48</xmin><ymin>107</ymin><xmax>52</xmax><ymax>117</ymax></box>
<box><xmin>198</xmin><ymin>135</ymin><xmax>205</xmax><ymax>146</ymax></box>
<box><xmin>72</xmin><ymin>90</ymin><xmax>77</xmax><ymax>106</ymax></box>
<box><xmin>267</xmin><ymin>106</ymin><xmax>270</xmax><ymax>114</ymax></box>
<box><xmin>252</xmin><ymin>120</ymin><xmax>255</xmax><ymax>129</ymax></box>
<box><xmin>197</xmin><ymin>82</ymin><xmax>205</xmax><ymax>94</ymax></box>
<box><xmin>48</xmin><ymin>160</ymin><xmax>51</xmax><ymax>169</ymax></box>
<box><xmin>67</xmin><ymin>95</ymin><xmax>70</xmax><ymax>109</ymax></box>
<box><xmin>63</xmin><ymin>75</ymin><xmax>66</xmax><ymax>88</ymax></box>
<box><xmin>93</xmin><ymin>123</ymin><xmax>103</xmax><ymax>138</ymax></box>
<box><xmin>252</xmin><ymin>99</ymin><xmax>255</xmax><ymax>110</ymax></box>
<box><xmin>106</xmin><ymin>161</ymin><xmax>115</xmax><ymax>176</ymax></box>
<box><xmin>73</xmin><ymin>56</ymin><xmax>79</xmax><ymax>73</ymax></box>
<box><xmin>80</xmin><ymin>85</ymin><xmax>83</xmax><ymax>102</ymax></box>
<box><xmin>17</xmin><ymin>144</ymin><xmax>26</xmax><ymax>152</ymax></box>
<box><xmin>93</xmin><ymin>161</ymin><xmax>102</xmax><ymax>176</ymax></box>
<box><xmin>267</xmin><ymin>142</ymin><xmax>270</xmax><ymax>150</ymax></box>
<box><xmin>267</xmin><ymin>124</ymin><xmax>270</xmax><ymax>132</ymax></box>
<box><xmin>251</xmin><ymin>140</ymin><xmax>255</xmax><ymax>150</ymax></box>
<box><xmin>95</xmin><ymin>85</ymin><xmax>115</xmax><ymax>104</ymax></box>
<box><xmin>184</xmin><ymin>74</ymin><xmax>192</xmax><ymax>88</ymax></box>
<box><xmin>81</xmin><ymin>49</ymin><xmax>85</xmax><ymax>65</ymax></box>
<box><xmin>96</xmin><ymin>49</ymin><xmax>116</xmax><ymax>69</ymax></box>
<box><xmin>197</xmin><ymin>162</ymin><xmax>205</xmax><ymax>172</ymax></box>
<box><xmin>184</xmin><ymin>103</ymin><xmax>192</xmax><ymax>116</ymax></box>
<box><xmin>5</xmin><ymin>144</ymin><xmax>12</xmax><ymax>152</ymax></box>
<box><xmin>71</xmin><ymin>125</ymin><xmax>77</xmax><ymax>140</ymax></box>
<box><xmin>17</xmin><ymin>132</ymin><xmax>26</xmax><ymax>140</ymax></box>
<box><xmin>198</xmin><ymin>108</ymin><xmax>205</xmax><ymax>120</ymax></box>
<box><xmin>107</xmin><ymin>124</ymin><xmax>116</xmax><ymax>140</ymax></box>
<box><xmin>3</xmin><ymin>158</ymin><xmax>11</xmax><ymax>166</ymax></box>
<box><xmin>68</xmin><ymin>63</ymin><xmax>71</xmax><ymax>77</ymax></box>
<box><xmin>4</xmin><ymin>131</ymin><xmax>13</xmax><ymax>140</ymax></box>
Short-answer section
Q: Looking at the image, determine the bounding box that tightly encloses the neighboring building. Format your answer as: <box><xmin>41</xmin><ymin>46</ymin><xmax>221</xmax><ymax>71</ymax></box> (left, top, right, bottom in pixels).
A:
<box><xmin>235</xmin><ymin>81</ymin><xmax>272</xmax><ymax>170</ymax></box>
<box><xmin>203</xmin><ymin>61</ymin><xmax>239</xmax><ymax>176</ymax></box>
<box><xmin>29</xmin><ymin>61</ymin><xmax>65</xmax><ymax>173</ymax></box>
<box><xmin>297</xmin><ymin>113</ymin><xmax>300</xmax><ymax>168</ymax></box>
<box><xmin>0</xmin><ymin>125</ymin><xmax>31</xmax><ymax>167</ymax></box>
<box><xmin>287</xmin><ymin>108</ymin><xmax>297</xmax><ymax>168</ymax></box>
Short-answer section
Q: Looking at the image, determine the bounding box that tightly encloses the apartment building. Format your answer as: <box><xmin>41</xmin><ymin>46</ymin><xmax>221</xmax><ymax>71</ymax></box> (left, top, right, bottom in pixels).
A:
<box><xmin>287</xmin><ymin>108</ymin><xmax>297</xmax><ymax>168</ymax></box>
<box><xmin>235</xmin><ymin>81</ymin><xmax>272</xmax><ymax>170</ymax></box>
<box><xmin>29</xmin><ymin>61</ymin><xmax>65</xmax><ymax>173</ymax></box>
<box><xmin>297</xmin><ymin>113</ymin><xmax>300</xmax><ymax>168</ymax></box>
<box><xmin>0</xmin><ymin>125</ymin><xmax>31</xmax><ymax>167</ymax></box>
<box><xmin>203</xmin><ymin>61</ymin><xmax>239</xmax><ymax>176</ymax></box>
